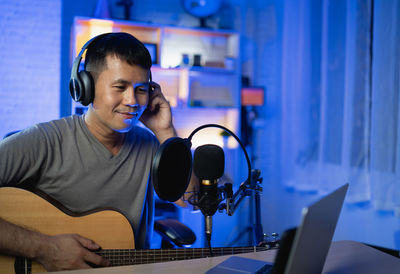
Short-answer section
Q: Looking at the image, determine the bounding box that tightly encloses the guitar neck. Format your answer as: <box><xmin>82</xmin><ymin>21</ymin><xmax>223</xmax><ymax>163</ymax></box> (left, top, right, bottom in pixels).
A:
<box><xmin>98</xmin><ymin>246</ymin><xmax>269</xmax><ymax>266</ymax></box>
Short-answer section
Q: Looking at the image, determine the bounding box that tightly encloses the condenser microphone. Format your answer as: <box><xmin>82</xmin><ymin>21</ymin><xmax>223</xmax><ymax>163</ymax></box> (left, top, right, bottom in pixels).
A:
<box><xmin>193</xmin><ymin>144</ymin><xmax>225</xmax><ymax>250</ymax></box>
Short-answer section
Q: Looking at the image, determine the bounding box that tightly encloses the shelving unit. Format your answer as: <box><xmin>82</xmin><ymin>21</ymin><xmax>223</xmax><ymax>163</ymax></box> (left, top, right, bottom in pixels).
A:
<box><xmin>71</xmin><ymin>17</ymin><xmax>241</xmax><ymax>148</ymax></box>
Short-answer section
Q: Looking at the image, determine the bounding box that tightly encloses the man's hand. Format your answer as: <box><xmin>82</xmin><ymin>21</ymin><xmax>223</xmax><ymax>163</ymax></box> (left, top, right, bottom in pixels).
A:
<box><xmin>36</xmin><ymin>234</ymin><xmax>110</xmax><ymax>271</ymax></box>
<box><xmin>140</xmin><ymin>81</ymin><xmax>176</xmax><ymax>143</ymax></box>
<box><xmin>0</xmin><ymin>218</ymin><xmax>110</xmax><ymax>271</ymax></box>
<box><xmin>175</xmin><ymin>170</ymin><xmax>200</xmax><ymax>208</ymax></box>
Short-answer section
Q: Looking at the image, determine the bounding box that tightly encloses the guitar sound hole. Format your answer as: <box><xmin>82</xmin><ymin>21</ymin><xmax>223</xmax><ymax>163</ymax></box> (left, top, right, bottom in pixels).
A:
<box><xmin>14</xmin><ymin>256</ymin><xmax>32</xmax><ymax>274</ymax></box>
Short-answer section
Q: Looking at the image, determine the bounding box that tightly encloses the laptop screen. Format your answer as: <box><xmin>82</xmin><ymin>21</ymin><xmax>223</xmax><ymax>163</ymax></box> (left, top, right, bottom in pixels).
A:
<box><xmin>283</xmin><ymin>184</ymin><xmax>349</xmax><ymax>274</ymax></box>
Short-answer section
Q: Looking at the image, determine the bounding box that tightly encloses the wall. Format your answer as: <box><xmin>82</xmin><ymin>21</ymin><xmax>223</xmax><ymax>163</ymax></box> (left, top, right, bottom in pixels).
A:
<box><xmin>0</xmin><ymin>0</ymin><xmax>61</xmax><ymax>139</ymax></box>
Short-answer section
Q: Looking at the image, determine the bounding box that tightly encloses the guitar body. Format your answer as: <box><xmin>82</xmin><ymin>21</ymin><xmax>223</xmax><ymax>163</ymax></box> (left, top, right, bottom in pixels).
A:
<box><xmin>0</xmin><ymin>187</ymin><xmax>135</xmax><ymax>273</ymax></box>
<box><xmin>0</xmin><ymin>188</ymin><xmax>270</xmax><ymax>273</ymax></box>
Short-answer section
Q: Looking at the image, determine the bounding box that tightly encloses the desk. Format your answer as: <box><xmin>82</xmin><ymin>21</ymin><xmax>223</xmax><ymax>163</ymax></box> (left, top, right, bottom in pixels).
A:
<box><xmin>48</xmin><ymin>241</ymin><xmax>400</xmax><ymax>274</ymax></box>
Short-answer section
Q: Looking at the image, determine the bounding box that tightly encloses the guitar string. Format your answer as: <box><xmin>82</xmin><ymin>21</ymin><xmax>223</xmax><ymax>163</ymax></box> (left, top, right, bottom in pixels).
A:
<box><xmin>15</xmin><ymin>246</ymin><xmax>271</xmax><ymax>269</ymax></box>
<box><xmin>97</xmin><ymin>246</ymin><xmax>269</xmax><ymax>266</ymax></box>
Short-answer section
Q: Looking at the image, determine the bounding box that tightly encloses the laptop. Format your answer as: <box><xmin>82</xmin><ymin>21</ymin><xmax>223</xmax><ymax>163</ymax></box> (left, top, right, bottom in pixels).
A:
<box><xmin>206</xmin><ymin>183</ymin><xmax>349</xmax><ymax>274</ymax></box>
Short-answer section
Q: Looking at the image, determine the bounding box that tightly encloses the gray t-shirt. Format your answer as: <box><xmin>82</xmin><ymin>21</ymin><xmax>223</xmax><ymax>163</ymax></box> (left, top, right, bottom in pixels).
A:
<box><xmin>0</xmin><ymin>115</ymin><xmax>159</xmax><ymax>249</ymax></box>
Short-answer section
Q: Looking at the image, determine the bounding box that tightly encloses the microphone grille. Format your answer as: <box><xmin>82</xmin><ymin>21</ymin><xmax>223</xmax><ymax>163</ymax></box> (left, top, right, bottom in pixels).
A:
<box><xmin>193</xmin><ymin>144</ymin><xmax>225</xmax><ymax>180</ymax></box>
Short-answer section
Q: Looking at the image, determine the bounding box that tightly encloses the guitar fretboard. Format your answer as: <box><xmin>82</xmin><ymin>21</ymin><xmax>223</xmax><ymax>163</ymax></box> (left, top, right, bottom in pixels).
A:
<box><xmin>97</xmin><ymin>246</ymin><xmax>269</xmax><ymax>266</ymax></box>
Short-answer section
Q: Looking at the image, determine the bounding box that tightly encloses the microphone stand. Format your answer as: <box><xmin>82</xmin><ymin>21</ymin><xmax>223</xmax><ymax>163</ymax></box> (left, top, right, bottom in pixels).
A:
<box><xmin>218</xmin><ymin>169</ymin><xmax>263</xmax><ymax>245</ymax></box>
<box><xmin>243</xmin><ymin>106</ymin><xmax>264</xmax><ymax>245</ymax></box>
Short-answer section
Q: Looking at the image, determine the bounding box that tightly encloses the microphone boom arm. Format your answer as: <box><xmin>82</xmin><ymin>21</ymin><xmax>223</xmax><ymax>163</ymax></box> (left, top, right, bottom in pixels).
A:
<box><xmin>219</xmin><ymin>169</ymin><xmax>263</xmax><ymax>216</ymax></box>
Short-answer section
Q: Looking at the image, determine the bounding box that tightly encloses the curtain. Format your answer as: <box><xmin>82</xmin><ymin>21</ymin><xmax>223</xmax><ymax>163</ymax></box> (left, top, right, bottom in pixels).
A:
<box><xmin>280</xmin><ymin>0</ymin><xmax>400</xmax><ymax>213</ymax></box>
<box><xmin>370</xmin><ymin>0</ymin><xmax>400</xmax><ymax>212</ymax></box>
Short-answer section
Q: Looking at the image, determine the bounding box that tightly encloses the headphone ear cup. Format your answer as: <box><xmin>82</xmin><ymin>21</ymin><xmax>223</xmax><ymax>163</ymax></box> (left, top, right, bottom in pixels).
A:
<box><xmin>78</xmin><ymin>70</ymin><xmax>94</xmax><ymax>106</ymax></box>
<box><xmin>69</xmin><ymin>76</ymin><xmax>83</xmax><ymax>103</ymax></box>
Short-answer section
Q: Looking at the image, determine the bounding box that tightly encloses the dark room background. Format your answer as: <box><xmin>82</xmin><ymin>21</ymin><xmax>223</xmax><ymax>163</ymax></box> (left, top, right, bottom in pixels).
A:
<box><xmin>1</xmin><ymin>0</ymin><xmax>400</xmax><ymax>250</ymax></box>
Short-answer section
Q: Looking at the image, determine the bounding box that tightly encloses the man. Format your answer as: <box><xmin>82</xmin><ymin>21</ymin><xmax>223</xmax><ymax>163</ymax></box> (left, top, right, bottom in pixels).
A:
<box><xmin>0</xmin><ymin>32</ymin><xmax>190</xmax><ymax>271</ymax></box>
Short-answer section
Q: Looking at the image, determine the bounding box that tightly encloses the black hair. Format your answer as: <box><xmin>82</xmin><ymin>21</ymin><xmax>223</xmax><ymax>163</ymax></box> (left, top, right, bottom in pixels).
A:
<box><xmin>85</xmin><ymin>32</ymin><xmax>152</xmax><ymax>79</ymax></box>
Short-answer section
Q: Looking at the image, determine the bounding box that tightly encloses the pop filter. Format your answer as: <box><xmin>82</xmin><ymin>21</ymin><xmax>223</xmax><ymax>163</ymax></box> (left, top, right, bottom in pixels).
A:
<box><xmin>151</xmin><ymin>137</ymin><xmax>192</xmax><ymax>202</ymax></box>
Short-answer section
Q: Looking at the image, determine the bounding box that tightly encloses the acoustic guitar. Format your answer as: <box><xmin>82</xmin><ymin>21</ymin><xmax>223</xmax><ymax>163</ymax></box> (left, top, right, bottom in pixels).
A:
<box><xmin>0</xmin><ymin>187</ymin><xmax>270</xmax><ymax>273</ymax></box>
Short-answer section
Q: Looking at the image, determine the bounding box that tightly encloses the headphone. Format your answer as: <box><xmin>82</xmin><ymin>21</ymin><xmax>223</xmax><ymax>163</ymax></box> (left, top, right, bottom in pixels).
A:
<box><xmin>69</xmin><ymin>33</ymin><xmax>111</xmax><ymax>106</ymax></box>
<box><xmin>70</xmin><ymin>32</ymin><xmax>153</xmax><ymax>107</ymax></box>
